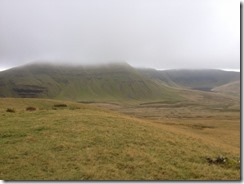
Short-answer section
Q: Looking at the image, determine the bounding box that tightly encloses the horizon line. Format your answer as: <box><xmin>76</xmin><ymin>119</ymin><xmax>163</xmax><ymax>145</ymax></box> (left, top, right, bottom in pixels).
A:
<box><xmin>0</xmin><ymin>66</ymin><xmax>240</xmax><ymax>72</ymax></box>
<box><xmin>0</xmin><ymin>64</ymin><xmax>240</xmax><ymax>72</ymax></box>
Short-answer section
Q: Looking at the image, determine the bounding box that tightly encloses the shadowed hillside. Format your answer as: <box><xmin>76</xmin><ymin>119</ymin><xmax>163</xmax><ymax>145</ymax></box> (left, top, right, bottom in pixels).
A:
<box><xmin>139</xmin><ymin>68</ymin><xmax>239</xmax><ymax>91</ymax></box>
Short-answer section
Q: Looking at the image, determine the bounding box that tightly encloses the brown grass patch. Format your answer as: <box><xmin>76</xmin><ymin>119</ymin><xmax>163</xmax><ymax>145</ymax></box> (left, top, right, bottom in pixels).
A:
<box><xmin>26</xmin><ymin>106</ymin><xmax>37</xmax><ymax>111</ymax></box>
<box><xmin>6</xmin><ymin>108</ymin><xmax>15</xmax><ymax>113</ymax></box>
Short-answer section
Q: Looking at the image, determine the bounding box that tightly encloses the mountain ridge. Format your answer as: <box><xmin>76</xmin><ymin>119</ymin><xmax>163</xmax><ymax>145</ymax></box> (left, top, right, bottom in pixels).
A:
<box><xmin>138</xmin><ymin>68</ymin><xmax>239</xmax><ymax>91</ymax></box>
<box><xmin>0</xmin><ymin>62</ymin><xmax>182</xmax><ymax>102</ymax></box>
<box><xmin>0</xmin><ymin>62</ymin><xmax>240</xmax><ymax>102</ymax></box>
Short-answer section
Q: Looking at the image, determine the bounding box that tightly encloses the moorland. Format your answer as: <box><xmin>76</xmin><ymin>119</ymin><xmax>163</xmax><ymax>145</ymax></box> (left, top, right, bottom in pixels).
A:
<box><xmin>0</xmin><ymin>62</ymin><xmax>240</xmax><ymax>180</ymax></box>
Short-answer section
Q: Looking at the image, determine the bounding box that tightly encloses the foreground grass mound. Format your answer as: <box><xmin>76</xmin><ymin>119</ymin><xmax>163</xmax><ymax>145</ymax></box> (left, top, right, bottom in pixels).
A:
<box><xmin>0</xmin><ymin>98</ymin><xmax>240</xmax><ymax>180</ymax></box>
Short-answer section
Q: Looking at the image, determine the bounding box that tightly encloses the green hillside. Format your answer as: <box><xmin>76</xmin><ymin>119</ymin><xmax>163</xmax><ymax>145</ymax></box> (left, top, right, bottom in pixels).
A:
<box><xmin>139</xmin><ymin>69</ymin><xmax>240</xmax><ymax>91</ymax></box>
<box><xmin>0</xmin><ymin>62</ymin><xmax>240</xmax><ymax>102</ymax></box>
<box><xmin>0</xmin><ymin>63</ymin><xmax>182</xmax><ymax>103</ymax></box>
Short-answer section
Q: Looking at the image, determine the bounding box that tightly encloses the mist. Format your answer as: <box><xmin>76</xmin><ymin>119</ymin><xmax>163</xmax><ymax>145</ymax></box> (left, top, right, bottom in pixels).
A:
<box><xmin>0</xmin><ymin>0</ymin><xmax>240</xmax><ymax>70</ymax></box>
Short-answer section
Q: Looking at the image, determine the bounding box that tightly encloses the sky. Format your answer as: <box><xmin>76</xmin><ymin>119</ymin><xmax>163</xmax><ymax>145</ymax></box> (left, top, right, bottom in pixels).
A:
<box><xmin>0</xmin><ymin>0</ymin><xmax>240</xmax><ymax>71</ymax></box>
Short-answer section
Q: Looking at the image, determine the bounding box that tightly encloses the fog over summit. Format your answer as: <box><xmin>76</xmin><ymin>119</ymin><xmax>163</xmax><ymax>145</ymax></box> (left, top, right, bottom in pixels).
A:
<box><xmin>0</xmin><ymin>0</ymin><xmax>240</xmax><ymax>71</ymax></box>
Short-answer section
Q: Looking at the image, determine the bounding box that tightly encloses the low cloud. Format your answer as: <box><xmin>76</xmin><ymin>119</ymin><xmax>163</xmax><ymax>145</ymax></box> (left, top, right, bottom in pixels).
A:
<box><xmin>0</xmin><ymin>0</ymin><xmax>240</xmax><ymax>70</ymax></box>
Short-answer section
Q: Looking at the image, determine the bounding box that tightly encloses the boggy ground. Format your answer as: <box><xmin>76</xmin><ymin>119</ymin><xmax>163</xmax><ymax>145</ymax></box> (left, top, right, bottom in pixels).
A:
<box><xmin>0</xmin><ymin>98</ymin><xmax>240</xmax><ymax>180</ymax></box>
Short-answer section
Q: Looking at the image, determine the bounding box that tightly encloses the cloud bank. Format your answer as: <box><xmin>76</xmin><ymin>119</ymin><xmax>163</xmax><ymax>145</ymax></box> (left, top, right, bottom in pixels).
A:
<box><xmin>0</xmin><ymin>0</ymin><xmax>240</xmax><ymax>70</ymax></box>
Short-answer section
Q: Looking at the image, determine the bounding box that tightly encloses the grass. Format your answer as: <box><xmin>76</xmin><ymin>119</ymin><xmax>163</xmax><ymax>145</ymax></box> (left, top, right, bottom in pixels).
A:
<box><xmin>0</xmin><ymin>98</ymin><xmax>240</xmax><ymax>180</ymax></box>
<box><xmin>111</xmin><ymin>99</ymin><xmax>240</xmax><ymax>155</ymax></box>
<box><xmin>212</xmin><ymin>80</ymin><xmax>240</xmax><ymax>97</ymax></box>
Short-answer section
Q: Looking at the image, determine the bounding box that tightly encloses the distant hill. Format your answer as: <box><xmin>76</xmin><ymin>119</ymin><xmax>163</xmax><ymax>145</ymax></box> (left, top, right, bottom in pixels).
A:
<box><xmin>212</xmin><ymin>80</ymin><xmax>240</xmax><ymax>97</ymax></box>
<box><xmin>138</xmin><ymin>68</ymin><xmax>240</xmax><ymax>91</ymax></box>
<box><xmin>0</xmin><ymin>62</ymin><xmax>182</xmax><ymax>102</ymax></box>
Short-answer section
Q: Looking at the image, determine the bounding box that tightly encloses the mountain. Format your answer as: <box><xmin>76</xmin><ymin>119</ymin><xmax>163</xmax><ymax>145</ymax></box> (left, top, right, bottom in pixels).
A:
<box><xmin>0</xmin><ymin>62</ymin><xmax>182</xmax><ymax>102</ymax></box>
<box><xmin>138</xmin><ymin>68</ymin><xmax>240</xmax><ymax>91</ymax></box>
<box><xmin>0</xmin><ymin>62</ymin><xmax>239</xmax><ymax>102</ymax></box>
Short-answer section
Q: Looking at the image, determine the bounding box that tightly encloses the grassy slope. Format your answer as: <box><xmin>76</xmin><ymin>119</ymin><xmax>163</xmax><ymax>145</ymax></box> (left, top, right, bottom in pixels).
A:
<box><xmin>139</xmin><ymin>69</ymin><xmax>240</xmax><ymax>91</ymax></box>
<box><xmin>0</xmin><ymin>63</ymin><xmax>182</xmax><ymax>103</ymax></box>
<box><xmin>212</xmin><ymin>80</ymin><xmax>240</xmax><ymax>97</ymax></box>
<box><xmin>0</xmin><ymin>98</ymin><xmax>240</xmax><ymax>180</ymax></box>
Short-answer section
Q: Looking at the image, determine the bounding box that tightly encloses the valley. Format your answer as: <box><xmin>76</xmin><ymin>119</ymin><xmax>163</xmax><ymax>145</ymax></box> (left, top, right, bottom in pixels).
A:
<box><xmin>0</xmin><ymin>63</ymin><xmax>240</xmax><ymax>180</ymax></box>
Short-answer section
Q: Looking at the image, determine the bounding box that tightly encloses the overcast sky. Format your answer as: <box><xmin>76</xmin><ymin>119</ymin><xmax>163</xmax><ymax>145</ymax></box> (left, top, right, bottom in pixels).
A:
<box><xmin>0</xmin><ymin>0</ymin><xmax>240</xmax><ymax>71</ymax></box>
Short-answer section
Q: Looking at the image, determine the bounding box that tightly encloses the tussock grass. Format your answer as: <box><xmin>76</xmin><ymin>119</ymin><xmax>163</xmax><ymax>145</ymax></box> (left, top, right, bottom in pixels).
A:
<box><xmin>26</xmin><ymin>106</ymin><xmax>37</xmax><ymax>111</ymax></box>
<box><xmin>6</xmin><ymin>108</ymin><xmax>15</xmax><ymax>113</ymax></box>
<box><xmin>53</xmin><ymin>104</ymin><xmax>68</xmax><ymax>108</ymax></box>
<box><xmin>0</xmin><ymin>98</ymin><xmax>240</xmax><ymax>180</ymax></box>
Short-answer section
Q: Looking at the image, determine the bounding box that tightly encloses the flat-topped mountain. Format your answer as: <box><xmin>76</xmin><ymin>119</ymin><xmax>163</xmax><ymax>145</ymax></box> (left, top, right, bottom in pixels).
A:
<box><xmin>0</xmin><ymin>62</ymin><xmax>181</xmax><ymax>102</ymax></box>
